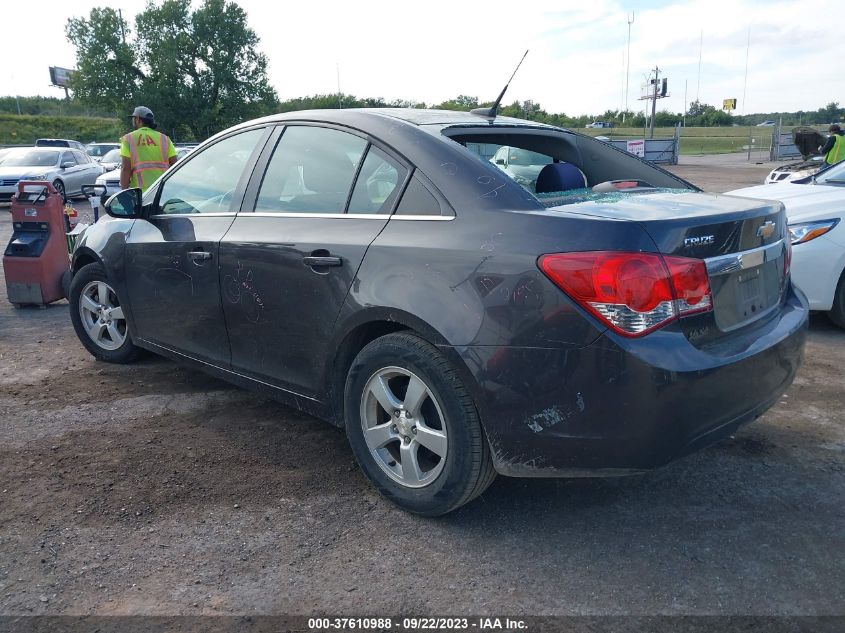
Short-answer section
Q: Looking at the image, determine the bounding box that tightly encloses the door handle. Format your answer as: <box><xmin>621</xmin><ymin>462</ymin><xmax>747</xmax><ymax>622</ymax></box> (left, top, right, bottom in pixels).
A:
<box><xmin>187</xmin><ymin>250</ymin><xmax>213</xmax><ymax>262</ymax></box>
<box><xmin>303</xmin><ymin>255</ymin><xmax>342</xmax><ymax>267</ymax></box>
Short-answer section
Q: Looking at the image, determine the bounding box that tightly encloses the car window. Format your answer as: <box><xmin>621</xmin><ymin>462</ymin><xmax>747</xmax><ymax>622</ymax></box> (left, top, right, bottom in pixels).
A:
<box><xmin>3</xmin><ymin>151</ymin><xmax>59</xmax><ymax>167</ymax></box>
<box><xmin>61</xmin><ymin>152</ymin><xmax>77</xmax><ymax>166</ymax></box>
<box><xmin>347</xmin><ymin>147</ymin><xmax>407</xmax><ymax>214</ymax></box>
<box><xmin>73</xmin><ymin>150</ymin><xmax>90</xmax><ymax>164</ymax></box>
<box><xmin>394</xmin><ymin>174</ymin><xmax>442</xmax><ymax>216</ymax></box>
<box><xmin>816</xmin><ymin>160</ymin><xmax>845</xmax><ymax>184</ymax></box>
<box><xmin>255</xmin><ymin>126</ymin><xmax>366</xmax><ymax>213</ymax></box>
<box><xmin>101</xmin><ymin>149</ymin><xmax>122</xmax><ymax>163</ymax></box>
<box><xmin>157</xmin><ymin>128</ymin><xmax>264</xmax><ymax>215</ymax></box>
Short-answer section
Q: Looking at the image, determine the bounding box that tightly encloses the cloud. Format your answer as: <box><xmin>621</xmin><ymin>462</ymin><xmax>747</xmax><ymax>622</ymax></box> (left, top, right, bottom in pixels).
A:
<box><xmin>1</xmin><ymin>0</ymin><xmax>841</xmax><ymax>117</ymax></box>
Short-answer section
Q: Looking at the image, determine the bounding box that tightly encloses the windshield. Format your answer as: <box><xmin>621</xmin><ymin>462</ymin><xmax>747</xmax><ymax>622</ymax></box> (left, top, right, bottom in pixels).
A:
<box><xmin>101</xmin><ymin>148</ymin><xmax>122</xmax><ymax>163</ymax></box>
<box><xmin>88</xmin><ymin>144</ymin><xmax>117</xmax><ymax>157</ymax></box>
<box><xmin>816</xmin><ymin>160</ymin><xmax>845</xmax><ymax>184</ymax></box>
<box><xmin>3</xmin><ymin>151</ymin><xmax>59</xmax><ymax>167</ymax></box>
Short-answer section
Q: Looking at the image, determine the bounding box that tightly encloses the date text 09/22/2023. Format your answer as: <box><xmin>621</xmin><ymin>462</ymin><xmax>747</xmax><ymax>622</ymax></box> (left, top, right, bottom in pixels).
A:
<box><xmin>307</xmin><ymin>617</ymin><xmax>529</xmax><ymax>630</ymax></box>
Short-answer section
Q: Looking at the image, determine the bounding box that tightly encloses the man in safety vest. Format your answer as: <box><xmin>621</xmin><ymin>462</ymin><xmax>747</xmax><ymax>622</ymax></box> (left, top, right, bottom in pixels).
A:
<box><xmin>120</xmin><ymin>106</ymin><xmax>177</xmax><ymax>192</ymax></box>
<box><xmin>820</xmin><ymin>124</ymin><xmax>845</xmax><ymax>166</ymax></box>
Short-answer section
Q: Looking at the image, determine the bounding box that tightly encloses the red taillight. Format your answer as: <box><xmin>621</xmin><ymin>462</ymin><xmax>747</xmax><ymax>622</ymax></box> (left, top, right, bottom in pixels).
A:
<box><xmin>538</xmin><ymin>251</ymin><xmax>713</xmax><ymax>337</ymax></box>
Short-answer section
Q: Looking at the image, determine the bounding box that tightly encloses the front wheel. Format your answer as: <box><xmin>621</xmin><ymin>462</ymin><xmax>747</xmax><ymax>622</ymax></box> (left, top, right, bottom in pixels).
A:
<box><xmin>52</xmin><ymin>179</ymin><xmax>66</xmax><ymax>203</ymax></box>
<box><xmin>829</xmin><ymin>269</ymin><xmax>845</xmax><ymax>329</ymax></box>
<box><xmin>344</xmin><ymin>332</ymin><xmax>495</xmax><ymax>516</ymax></box>
<box><xmin>69</xmin><ymin>262</ymin><xmax>142</xmax><ymax>363</ymax></box>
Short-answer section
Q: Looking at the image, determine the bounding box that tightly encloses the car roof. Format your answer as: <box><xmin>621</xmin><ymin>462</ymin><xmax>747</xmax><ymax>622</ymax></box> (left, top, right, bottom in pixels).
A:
<box><xmin>233</xmin><ymin>108</ymin><xmax>559</xmax><ymax>131</ymax></box>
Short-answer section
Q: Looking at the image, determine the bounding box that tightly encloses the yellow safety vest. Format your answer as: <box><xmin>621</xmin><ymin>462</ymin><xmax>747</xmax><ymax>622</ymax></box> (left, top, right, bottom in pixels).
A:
<box><xmin>120</xmin><ymin>128</ymin><xmax>174</xmax><ymax>191</ymax></box>
<box><xmin>825</xmin><ymin>134</ymin><xmax>845</xmax><ymax>165</ymax></box>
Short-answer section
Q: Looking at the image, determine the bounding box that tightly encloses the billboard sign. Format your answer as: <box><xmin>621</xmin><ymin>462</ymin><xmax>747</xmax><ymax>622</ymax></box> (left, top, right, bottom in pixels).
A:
<box><xmin>49</xmin><ymin>67</ymin><xmax>75</xmax><ymax>88</ymax></box>
<box><xmin>723</xmin><ymin>98</ymin><xmax>737</xmax><ymax>111</ymax></box>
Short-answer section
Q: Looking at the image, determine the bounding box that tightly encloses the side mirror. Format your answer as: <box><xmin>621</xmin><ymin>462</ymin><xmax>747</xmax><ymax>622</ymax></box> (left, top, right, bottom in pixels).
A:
<box><xmin>81</xmin><ymin>184</ymin><xmax>107</xmax><ymax>198</ymax></box>
<box><xmin>61</xmin><ymin>161</ymin><xmax>75</xmax><ymax>169</ymax></box>
<box><xmin>105</xmin><ymin>188</ymin><xmax>143</xmax><ymax>219</ymax></box>
<box><xmin>495</xmin><ymin>158</ymin><xmax>506</xmax><ymax>165</ymax></box>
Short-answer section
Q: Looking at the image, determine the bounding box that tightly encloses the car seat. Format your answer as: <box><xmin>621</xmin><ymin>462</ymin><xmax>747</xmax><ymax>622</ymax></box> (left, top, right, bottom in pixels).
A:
<box><xmin>286</xmin><ymin>149</ymin><xmax>354</xmax><ymax>213</ymax></box>
<box><xmin>534</xmin><ymin>163</ymin><xmax>588</xmax><ymax>194</ymax></box>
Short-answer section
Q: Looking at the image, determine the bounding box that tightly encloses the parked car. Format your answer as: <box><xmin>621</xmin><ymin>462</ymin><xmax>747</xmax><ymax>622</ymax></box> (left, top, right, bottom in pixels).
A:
<box><xmin>98</xmin><ymin>148</ymin><xmax>123</xmax><ymax>172</ymax></box>
<box><xmin>68</xmin><ymin>109</ymin><xmax>807</xmax><ymax>515</ymax></box>
<box><xmin>0</xmin><ymin>147</ymin><xmax>103</xmax><ymax>202</ymax></box>
<box><xmin>765</xmin><ymin>157</ymin><xmax>824</xmax><ymax>184</ymax></box>
<box><xmin>35</xmin><ymin>138</ymin><xmax>86</xmax><ymax>150</ymax></box>
<box><xmin>86</xmin><ymin>142</ymin><xmax>120</xmax><ymax>160</ymax></box>
<box><xmin>586</xmin><ymin>121</ymin><xmax>613</xmax><ymax>129</ymax></box>
<box><xmin>728</xmin><ymin>160</ymin><xmax>845</xmax><ymax>327</ymax></box>
<box><xmin>756</xmin><ymin>120</ymin><xmax>777</xmax><ymax>127</ymax></box>
<box><xmin>489</xmin><ymin>145</ymin><xmax>555</xmax><ymax>192</ymax></box>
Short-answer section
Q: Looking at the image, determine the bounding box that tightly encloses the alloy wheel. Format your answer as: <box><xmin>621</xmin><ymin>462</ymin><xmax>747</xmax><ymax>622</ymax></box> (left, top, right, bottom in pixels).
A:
<box><xmin>78</xmin><ymin>280</ymin><xmax>128</xmax><ymax>351</ymax></box>
<box><xmin>360</xmin><ymin>367</ymin><xmax>448</xmax><ymax>488</ymax></box>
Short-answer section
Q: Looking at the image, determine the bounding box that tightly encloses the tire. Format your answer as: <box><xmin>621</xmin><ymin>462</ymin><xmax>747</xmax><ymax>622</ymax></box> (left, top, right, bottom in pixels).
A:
<box><xmin>69</xmin><ymin>262</ymin><xmax>142</xmax><ymax>363</ymax></box>
<box><xmin>52</xmin><ymin>179</ymin><xmax>66</xmax><ymax>203</ymax></box>
<box><xmin>828</xmin><ymin>269</ymin><xmax>845</xmax><ymax>329</ymax></box>
<box><xmin>344</xmin><ymin>332</ymin><xmax>495</xmax><ymax>516</ymax></box>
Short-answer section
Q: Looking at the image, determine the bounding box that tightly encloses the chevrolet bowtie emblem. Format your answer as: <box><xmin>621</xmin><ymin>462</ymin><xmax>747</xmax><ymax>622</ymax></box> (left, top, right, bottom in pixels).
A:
<box><xmin>757</xmin><ymin>221</ymin><xmax>776</xmax><ymax>239</ymax></box>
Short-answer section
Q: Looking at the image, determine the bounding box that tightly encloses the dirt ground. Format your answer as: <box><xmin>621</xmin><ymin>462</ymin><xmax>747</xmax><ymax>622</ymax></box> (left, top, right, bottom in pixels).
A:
<box><xmin>0</xmin><ymin>156</ymin><xmax>843</xmax><ymax>619</ymax></box>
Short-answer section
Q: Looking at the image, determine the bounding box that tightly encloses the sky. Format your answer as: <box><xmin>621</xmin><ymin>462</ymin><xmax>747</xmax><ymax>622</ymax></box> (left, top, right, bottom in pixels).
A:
<box><xmin>1</xmin><ymin>0</ymin><xmax>841</xmax><ymax>117</ymax></box>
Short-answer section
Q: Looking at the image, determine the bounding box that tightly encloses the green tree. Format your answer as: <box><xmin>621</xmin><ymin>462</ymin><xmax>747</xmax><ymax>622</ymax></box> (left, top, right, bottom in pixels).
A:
<box><xmin>65</xmin><ymin>8</ymin><xmax>141</xmax><ymax>113</ymax></box>
<box><xmin>66</xmin><ymin>0</ymin><xmax>278</xmax><ymax>140</ymax></box>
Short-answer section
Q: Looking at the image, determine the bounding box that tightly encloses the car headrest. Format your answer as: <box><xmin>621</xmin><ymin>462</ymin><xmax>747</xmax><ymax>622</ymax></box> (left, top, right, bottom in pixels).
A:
<box><xmin>535</xmin><ymin>163</ymin><xmax>588</xmax><ymax>194</ymax></box>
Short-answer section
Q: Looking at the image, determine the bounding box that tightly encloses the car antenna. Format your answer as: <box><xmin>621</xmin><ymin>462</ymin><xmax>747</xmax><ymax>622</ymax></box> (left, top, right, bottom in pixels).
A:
<box><xmin>470</xmin><ymin>49</ymin><xmax>529</xmax><ymax>123</ymax></box>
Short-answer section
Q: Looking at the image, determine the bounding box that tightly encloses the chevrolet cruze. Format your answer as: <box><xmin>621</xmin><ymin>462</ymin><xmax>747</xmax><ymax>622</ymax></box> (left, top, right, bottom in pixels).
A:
<box><xmin>68</xmin><ymin>109</ymin><xmax>808</xmax><ymax>515</ymax></box>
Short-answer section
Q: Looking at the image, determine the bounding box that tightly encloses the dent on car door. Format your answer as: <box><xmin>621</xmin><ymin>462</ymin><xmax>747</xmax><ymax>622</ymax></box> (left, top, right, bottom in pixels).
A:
<box><xmin>220</xmin><ymin>124</ymin><xmax>409</xmax><ymax>396</ymax></box>
<box><xmin>123</xmin><ymin>126</ymin><xmax>271</xmax><ymax>365</ymax></box>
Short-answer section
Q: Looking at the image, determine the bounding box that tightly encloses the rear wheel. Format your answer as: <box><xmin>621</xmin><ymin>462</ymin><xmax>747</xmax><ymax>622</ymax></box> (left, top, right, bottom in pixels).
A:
<box><xmin>828</xmin><ymin>269</ymin><xmax>845</xmax><ymax>329</ymax></box>
<box><xmin>69</xmin><ymin>263</ymin><xmax>142</xmax><ymax>363</ymax></box>
<box><xmin>344</xmin><ymin>332</ymin><xmax>495</xmax><ymax>516</ymax></box>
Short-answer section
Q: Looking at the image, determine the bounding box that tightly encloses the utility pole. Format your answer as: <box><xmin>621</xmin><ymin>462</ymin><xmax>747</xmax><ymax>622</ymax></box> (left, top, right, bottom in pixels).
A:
<box><xmin>336</xmin><ymin>63</ymin><xmax>342</xmax><ymax>109</ymax></box>
<box><xmin>695</xmin><ymin>30</ymin><xmax>702</xmax><ymax>103</ymax></box>
<box><xmin>741</xmin><ymin>27</ymin><xmax>751</xmax><ymax>115</ymax></box>
<box><xmin>649</xmin><ymin>66</ymin><xmax>659</xmax><ymax>139</ymax></box>
<box><xmin>624</xmin><ymin>11</ymin><xmax>635</xmax><ymax>118</ymax></box>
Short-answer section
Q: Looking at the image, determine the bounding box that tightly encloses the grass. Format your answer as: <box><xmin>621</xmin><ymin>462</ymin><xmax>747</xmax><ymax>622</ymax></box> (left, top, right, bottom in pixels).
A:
<box><xmin>579</xmin><ymin>126</ymin><xmax>791</xmax><ymax>155</ymax></box>
<box><xmin>0</xmin><ymin>113</ymin><xmax>124</xmax><ymax>145</ymax></box>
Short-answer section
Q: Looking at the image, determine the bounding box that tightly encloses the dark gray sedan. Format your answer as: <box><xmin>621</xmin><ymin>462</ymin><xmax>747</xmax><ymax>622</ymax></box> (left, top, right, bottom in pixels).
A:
<box><xmin>68</xmin><ymin>109</ymin><xmax>808</xmax><ymax>515</ymax></box>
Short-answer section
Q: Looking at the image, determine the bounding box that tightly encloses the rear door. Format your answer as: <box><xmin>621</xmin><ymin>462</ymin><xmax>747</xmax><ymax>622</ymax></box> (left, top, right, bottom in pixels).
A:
<box><xmin>124</xmin><ymin>126</ymin><xmax>271</xmax><ymax>365</ymax></box>
<box><xmin>219</xmin><ymin>123</ymin><xmax>409</xmax><ymax>396</ymax></box>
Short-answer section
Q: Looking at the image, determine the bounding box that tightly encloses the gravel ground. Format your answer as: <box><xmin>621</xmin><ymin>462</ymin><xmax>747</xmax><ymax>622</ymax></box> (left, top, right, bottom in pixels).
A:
<box><xmin>0</xmin><ymin>158</ymin><xmax>842</xmax><ymax>618</ymax></box>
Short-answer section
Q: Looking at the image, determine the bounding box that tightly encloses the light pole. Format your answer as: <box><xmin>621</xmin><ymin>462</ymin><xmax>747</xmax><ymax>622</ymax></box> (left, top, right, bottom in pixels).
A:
<box><xmin>624</xmin><ymin>11</ymin><xmax>634</xmax><ymax>119</ymax></box>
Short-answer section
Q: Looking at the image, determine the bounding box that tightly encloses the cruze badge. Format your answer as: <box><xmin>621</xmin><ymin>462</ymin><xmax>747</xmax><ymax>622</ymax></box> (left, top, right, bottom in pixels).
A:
<box><xmin>684</xmin><ymin>235</ymin><xmax>715</xmax><ymax>247</ymax></box>
<box><xmin>757</xmin><ymin>221</ymin><xmax>776</xmax><ymax>239</ymax></box>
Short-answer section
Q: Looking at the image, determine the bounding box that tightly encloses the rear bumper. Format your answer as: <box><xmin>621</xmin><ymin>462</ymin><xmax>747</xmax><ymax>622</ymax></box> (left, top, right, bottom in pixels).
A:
<box><xmin>454</xmin><ymin>286</ymin><xmax>809</xmax><ymax>477</ymax></box>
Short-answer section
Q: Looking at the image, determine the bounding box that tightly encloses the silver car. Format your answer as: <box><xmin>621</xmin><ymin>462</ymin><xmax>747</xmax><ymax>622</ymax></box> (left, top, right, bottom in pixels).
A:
<box><xmin>0</xmin><ymin>147</ymin><xmax>103</xmax><ymax>203</ymax></box>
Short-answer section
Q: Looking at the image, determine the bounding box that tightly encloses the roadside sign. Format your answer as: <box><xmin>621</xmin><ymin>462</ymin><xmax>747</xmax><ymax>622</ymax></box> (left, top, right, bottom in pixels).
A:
<box><xmin>626</xmin><ymin>139</ymin><xmax>645</xmax><ymax>157</ymax></box>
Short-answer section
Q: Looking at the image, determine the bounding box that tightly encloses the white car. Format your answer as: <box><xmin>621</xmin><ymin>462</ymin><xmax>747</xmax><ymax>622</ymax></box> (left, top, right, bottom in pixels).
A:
<box><xmin>489</xmin><ymin>145</ymin><xmax>553</xmax><ymax>192</ymax></box>
<box><xmin>728</xmin><ymin>161</ymin><xmax>845</xmax><ymax>327</ymax></box>
<box><xmin>765</xmin><ymin>157</ymin><xmax>824</xmax><ymax>184</ymax></box>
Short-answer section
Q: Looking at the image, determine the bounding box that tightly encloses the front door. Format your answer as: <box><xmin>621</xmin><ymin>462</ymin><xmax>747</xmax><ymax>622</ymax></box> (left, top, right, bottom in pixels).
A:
<box><xmin>220</xmin><ymin>124</ymin><xmax>409</xmax><ymax>396</ymax></box>
<box><xmin>124</xmin><ymin>127</ymin><xmax>269</xmax><ymax>365</ymax></box>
